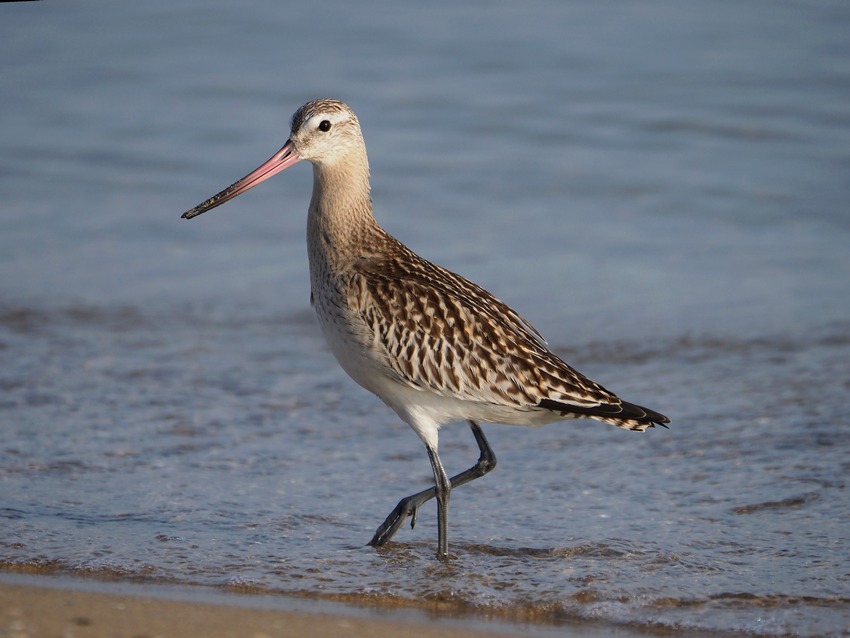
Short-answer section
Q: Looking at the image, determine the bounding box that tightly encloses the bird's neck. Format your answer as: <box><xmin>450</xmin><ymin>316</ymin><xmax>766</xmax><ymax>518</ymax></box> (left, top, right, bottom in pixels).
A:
<box><xmin>307</xmin><ymin>151</ymin><xmax>382</xmax><ymax>270</ymax></box>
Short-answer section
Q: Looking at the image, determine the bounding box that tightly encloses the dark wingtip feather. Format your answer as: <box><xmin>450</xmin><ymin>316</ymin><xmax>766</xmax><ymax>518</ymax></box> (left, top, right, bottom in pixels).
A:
<box><xmin>539</xmin><ymin>398</ymin><xmax>670</xmax><ymax>429</ymax></box>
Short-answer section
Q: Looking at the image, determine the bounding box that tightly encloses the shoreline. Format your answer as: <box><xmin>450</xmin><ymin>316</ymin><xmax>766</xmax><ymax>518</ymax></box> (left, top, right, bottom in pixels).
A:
<box><xmin>0</xmin><ymin>572</ymin><xmax>636</xmax><ymax>638</ymax></box>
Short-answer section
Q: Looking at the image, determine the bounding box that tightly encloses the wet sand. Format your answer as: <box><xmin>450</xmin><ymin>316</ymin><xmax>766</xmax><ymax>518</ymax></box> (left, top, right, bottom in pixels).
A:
<box><xmin>0</xmin><ymin>573</ymin><xmax>630</xmax><ymax>638</ymax></box>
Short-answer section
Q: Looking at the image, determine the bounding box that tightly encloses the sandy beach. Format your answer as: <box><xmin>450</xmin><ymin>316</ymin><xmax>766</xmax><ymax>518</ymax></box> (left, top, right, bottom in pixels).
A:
<box><xmin>0</xmin><ymin>577</ymin><xmax>510</xmax><ymax>638</ymax></box>
<box><xmin>0</xmin><ymin>573</ymin><xmax>629</xmax><ymax>638</ymax></box>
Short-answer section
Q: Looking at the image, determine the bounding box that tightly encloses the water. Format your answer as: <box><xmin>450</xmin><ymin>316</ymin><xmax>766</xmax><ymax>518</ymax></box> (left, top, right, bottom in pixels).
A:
<box><xmin>1</xmin><ymin>0</ymin><xmax>849</xmax><ymax>635</ymax></box>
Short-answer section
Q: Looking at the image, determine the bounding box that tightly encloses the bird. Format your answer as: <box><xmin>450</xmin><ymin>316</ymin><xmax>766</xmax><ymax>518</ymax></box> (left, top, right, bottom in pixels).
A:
<box><xmin>181</xmin><ymin>98</ymin><xmax>669</xmax><ymax>560</ymax></box>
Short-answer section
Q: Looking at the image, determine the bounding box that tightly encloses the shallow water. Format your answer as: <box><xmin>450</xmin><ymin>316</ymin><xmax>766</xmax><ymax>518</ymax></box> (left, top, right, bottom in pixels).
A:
<box><xmin>2</xmin><ymin>1</ymin><xmax>849</xmax><ymax>636</ymax></box>
<box><xmin>2</xmin><ymin>304</ymin><xmax>848</xmax><ymax>635</ymax></box>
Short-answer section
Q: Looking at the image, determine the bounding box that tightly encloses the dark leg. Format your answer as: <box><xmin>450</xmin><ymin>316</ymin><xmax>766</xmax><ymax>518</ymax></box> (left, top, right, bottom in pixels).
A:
<box><xmin>426</xmin><ymin>443</ymin><xmax>451</xmax><ymax>559</ymax></box>
<box><xmin>368</xmin><ymin>421</ymin><xmax>497</xmax><ymax>554</ymax></box>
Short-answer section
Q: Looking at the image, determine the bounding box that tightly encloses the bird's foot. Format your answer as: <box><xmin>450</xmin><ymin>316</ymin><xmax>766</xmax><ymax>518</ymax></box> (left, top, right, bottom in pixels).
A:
<box><xmin>368</xmin><ymin>495</ymin><xmax>418</xmax><ymax>547</ymax></box>
<box><xmin>369</xmin><ymin>498</ymin><xmax>410</xmax><ymax>547</ymax></box>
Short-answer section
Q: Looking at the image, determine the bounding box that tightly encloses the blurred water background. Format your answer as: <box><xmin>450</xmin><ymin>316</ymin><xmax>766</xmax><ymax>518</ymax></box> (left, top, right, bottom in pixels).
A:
<box><xmin>1</xmin><ymin>1</ymin><xmax>849</xmax><ymax>635</ymax></box>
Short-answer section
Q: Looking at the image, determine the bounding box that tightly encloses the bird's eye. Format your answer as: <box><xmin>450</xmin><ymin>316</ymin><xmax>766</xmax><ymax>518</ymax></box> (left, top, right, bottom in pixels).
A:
<box><xmin>318</xmin><ymin>120</ymin><xmax>332</xmax><ymax>132</ymax></box>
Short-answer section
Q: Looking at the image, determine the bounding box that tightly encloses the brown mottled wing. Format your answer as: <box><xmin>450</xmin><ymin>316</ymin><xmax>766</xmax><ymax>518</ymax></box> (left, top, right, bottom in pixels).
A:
<box><xmin>347</xmin><ymin>237</ymin><xmax>621</xmax><ymax>413</ymax></box>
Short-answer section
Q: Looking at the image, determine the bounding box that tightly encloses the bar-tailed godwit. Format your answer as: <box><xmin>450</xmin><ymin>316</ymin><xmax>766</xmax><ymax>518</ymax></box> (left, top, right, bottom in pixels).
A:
<box><xmin>182</xmin><ymin>98</ymin><xmax>669</xmax><ymax>559</ymax></box>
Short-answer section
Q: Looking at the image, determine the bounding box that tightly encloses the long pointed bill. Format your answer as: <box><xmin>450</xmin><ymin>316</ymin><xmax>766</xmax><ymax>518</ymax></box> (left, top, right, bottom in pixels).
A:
<box><xmin>181</xmin><ymin>140</ymin><xmax>302</xmax><ymax>219</ymax></box>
